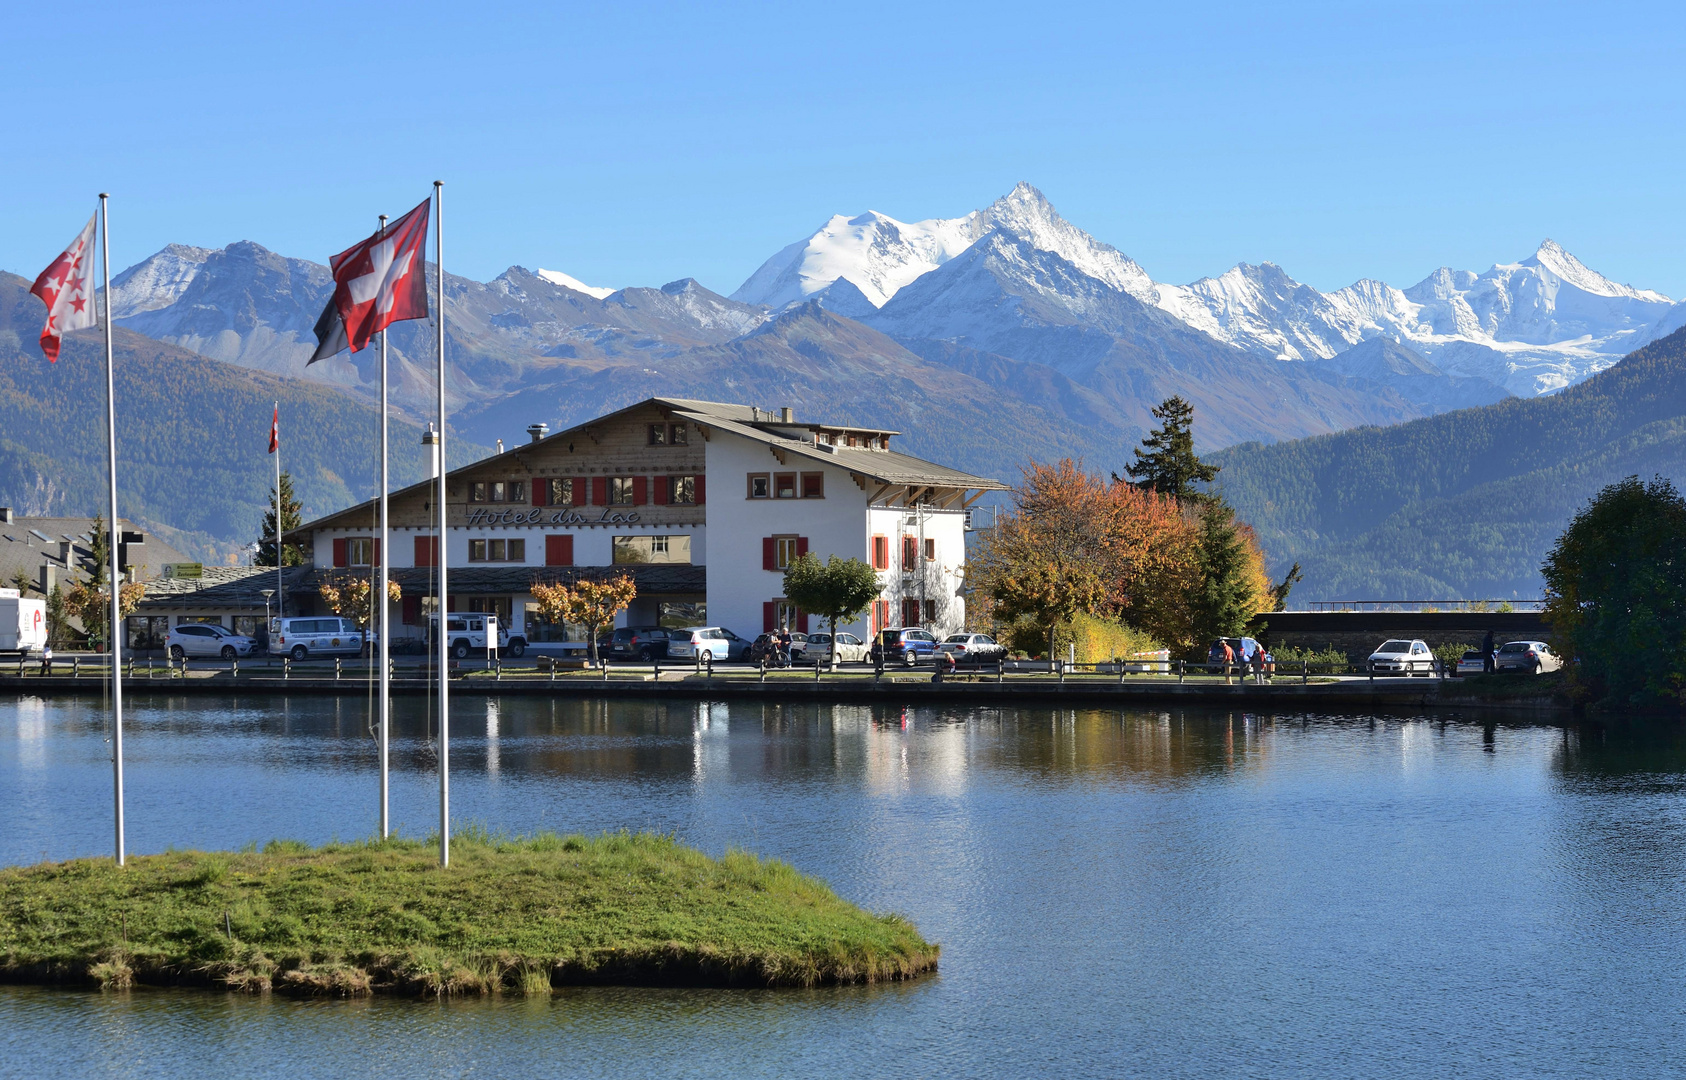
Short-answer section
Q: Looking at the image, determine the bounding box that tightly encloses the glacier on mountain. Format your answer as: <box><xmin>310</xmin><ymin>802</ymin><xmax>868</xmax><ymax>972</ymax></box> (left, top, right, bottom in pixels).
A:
<box><xmin>534</xmin><ymin>268</ymin><xmax>615</xmax><ymax>299</ymax></box>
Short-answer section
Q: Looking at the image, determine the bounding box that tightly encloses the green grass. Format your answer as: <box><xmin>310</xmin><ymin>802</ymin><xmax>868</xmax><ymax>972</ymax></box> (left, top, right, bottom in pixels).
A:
<box><xmin>0</xmin><ymin>831</ymin><xmax>937</xmax><ymax>997</ymax></box>
<box><xmin>1444</xmin><ymin>669</ymin><xmax>1571</xmax><ymax>701</ymax></box>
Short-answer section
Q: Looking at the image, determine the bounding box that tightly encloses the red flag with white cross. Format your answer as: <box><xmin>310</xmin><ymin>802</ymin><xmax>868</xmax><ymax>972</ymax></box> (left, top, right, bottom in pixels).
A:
<box><xmin>30</xmin><ymin>214</ymin><xmax>98</xmax><ymax>362</ymax></box>
<box><xmin>316</xmin><ymin>197</ymin><xmax>431</xmax><ymax>358</ymax></box>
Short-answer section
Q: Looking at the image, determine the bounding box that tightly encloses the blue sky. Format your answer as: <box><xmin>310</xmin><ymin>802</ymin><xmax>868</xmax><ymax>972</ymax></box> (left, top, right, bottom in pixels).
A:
<box><xmin>7</xmin><ymin>0</ymin><xmax>1686</xmax><ymax>297</ymax></box>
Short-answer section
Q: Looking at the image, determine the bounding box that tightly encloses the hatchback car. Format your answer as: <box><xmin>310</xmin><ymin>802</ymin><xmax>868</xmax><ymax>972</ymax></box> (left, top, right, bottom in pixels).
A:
<box><xmin>166</xmin><ymin>623</ymin><xmax>258</xmax><ymax>661</ymax></box>
<box><xmin>604</xmin><ymin>626</ymin><xmax>672</xmax><ymax>661</ymax></box>
<box><xmin>807</xmin><ymin>632</ymin><xmax>870</xmax><ymax>663</ymax></box>
<box><xmin>871</xmin><ymin>628</ymin><xmax>940</xmax><ymax>666</ymax></box>
<box><xmin>667</xmin><ymin>626</ymin><xmax>753</xmax><ymax>662</ymax></box>
<box><xmin>1368</xmin><ymin>639</ymin><xmax>1434</xmax><ymax>675</ymax></box>
<box><xmin>1493</xmin><ymin>640</ymin><xmax>1562</xmax><ymax>674</ymax></box>
<box><xmin>1455</xmin><ymin>649</ymin><xmax>1487</xmax><ymax>677</ymax></box>
<box><xmin>937</xmin><ymin>633</ymin><xmax>1006</xmax><ymax>664</ymax></box>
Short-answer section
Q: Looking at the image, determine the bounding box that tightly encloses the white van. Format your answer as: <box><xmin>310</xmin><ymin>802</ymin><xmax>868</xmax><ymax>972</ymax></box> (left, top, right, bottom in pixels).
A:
<box><xmin>272</xmin><ymin>616</ymin><xmax>367</xmax><ymax>661</ymax></box>
<box><xmin>0</xmin><ymin>589</ymin><xmax>48</xmax><ymax>656</ymax></box>
<box><xmin>428</xmin><ymin>613</ymin><xmax>526</xmax><ymax>659</ymax></box>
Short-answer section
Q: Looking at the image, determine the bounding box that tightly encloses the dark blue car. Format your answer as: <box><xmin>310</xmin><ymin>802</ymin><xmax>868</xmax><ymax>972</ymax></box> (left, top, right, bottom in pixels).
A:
<box><xmin>871</xmin><ymin>627</ymin><xmax>939</xmax><ymax>666</ymax></box>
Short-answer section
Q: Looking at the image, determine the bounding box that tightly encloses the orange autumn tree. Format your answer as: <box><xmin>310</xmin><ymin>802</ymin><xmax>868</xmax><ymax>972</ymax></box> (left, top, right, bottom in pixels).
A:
<box><xmin>529</xmin><ymin>574</ymin><xmax>638</xmax><ymax>668</ymax></box>
<box><xmin>971</xmin><ymin>459</ymin><xmax>1198</xmax><ymax>657</ymax></box>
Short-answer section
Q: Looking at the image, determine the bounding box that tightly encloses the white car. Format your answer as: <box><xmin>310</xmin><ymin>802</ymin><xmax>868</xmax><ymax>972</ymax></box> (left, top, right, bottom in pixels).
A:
<box><xmin>667</xmin><ymin>626</ymin><xmax>752</xmax><ymax>662</ymax></box>
<box><xmin>1368</xmin><ymin>639</ymin><xmax>1436</xmax><ymax>676</ymax></box>
<box><xmin>937</xmin><ymin>633</ymin><xmax>1006</xmax><ymax>663</ymax></box>
<box><xmin>274</xmin><ymin>616</ymin><xmax>369</xmax><ymax>661</ymax></box>
<box><xmin>427</xmin><ymin>614</ymin><xmax>526</xmax><ymax>659</ymax></box>
<box><xmin>167</xmin><ymin>623</ymin><xmax>258</xmax><ymax>660</ymax></box>
<box><xmin>806</xmin><ymin>632</ymin><xmax>870</xmax><ymax>663</ymax></box>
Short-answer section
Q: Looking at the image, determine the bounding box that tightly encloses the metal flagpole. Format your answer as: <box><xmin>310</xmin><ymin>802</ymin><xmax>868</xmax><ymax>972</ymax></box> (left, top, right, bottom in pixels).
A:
<box><xmin>377</xmin><ymin>214</ymin><xmax>391</xmax><ymax>839</ymax></box>
<box><xmin>434</xmin><ymin>181</ymin><xmax>449</xmax><ymax>868</ymax></box>
<box><xmin>275</xmin><ymin>401</ymin><xmax>283</xmax><ymax>627</ymax></box>
<box><xmin>99</xmin><ymin>192</ymin><xmax>125</xmax><ymax>867</ymax></box>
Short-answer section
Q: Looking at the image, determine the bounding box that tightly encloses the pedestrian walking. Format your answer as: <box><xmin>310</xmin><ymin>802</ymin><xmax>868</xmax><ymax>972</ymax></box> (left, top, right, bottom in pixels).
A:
<box><xmin>1482</xmin><ymin>628</ymin><xmax>1495</xmax><ymax>674</ymax></box>
<box><xmin>1222</xmin><ymin>640</ymin><xmax>1236</xmax><ymax>684</ymax></box>
<box><xmin>1252</xmin><ymin>646</ymin><xmax>1266</xmax><ymax>684</ymax></box>
<box><xmin>38</xmin><ymin>645</ymin><xmax>53</xmax><ymax>676</ymax></box>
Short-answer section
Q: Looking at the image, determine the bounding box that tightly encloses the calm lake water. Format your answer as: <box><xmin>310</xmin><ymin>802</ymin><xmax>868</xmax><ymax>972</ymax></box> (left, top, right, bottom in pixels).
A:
<box><xmin>3</xmin><ymin>692</ymin><xmax>1685</xmax><ymax>1079</ymax></box>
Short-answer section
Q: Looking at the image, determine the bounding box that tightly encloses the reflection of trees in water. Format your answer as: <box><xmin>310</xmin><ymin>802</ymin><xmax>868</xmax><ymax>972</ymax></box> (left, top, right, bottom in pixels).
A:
<box><xmin>966</xmin><ymin>708</ymin><xmax>1280</xmax><ymax>784</ymax></box>
<box><xmin>1548</xmin><ymin>720</ymin><xmax>1686</xmax><ymax>898</ymax></box>
<box><xmin>1552</xmin><ymin>720</ymin><xmax>1686</xmax><ymax>787</ymax></box>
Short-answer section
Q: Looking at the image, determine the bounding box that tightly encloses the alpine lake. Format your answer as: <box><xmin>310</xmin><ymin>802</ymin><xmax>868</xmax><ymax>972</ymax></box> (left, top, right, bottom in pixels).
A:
<box><xmin>2</xmin><ymin>690</ymin><xmax>1683</xmax><ymax>1079</ymax></box>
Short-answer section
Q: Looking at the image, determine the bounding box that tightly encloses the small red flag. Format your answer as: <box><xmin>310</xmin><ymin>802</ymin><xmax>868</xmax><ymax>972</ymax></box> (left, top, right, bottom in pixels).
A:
<box><xmin>268</xmin><ymin>405</ymin><xmax>279</xmax><ymax>454</ymax></box>
<box><xmin>326</xmin><ymin>197</ymin><xmax>431</xmax><ymax>354</ymax></box>
<box><xmin>30</xmin><ymin>215</ymin><xmax>98</xmax><ymax>362</ymax></box>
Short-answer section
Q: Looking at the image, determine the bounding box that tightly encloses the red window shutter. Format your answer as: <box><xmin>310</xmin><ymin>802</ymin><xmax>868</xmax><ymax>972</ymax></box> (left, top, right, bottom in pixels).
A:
<box><xmin>903</xmin><ymin>599</ymin><xmax>920</xmax><ymax>626</ymax></box>
<box><xmin>796</xmin><ymin>537</ymin><xmax>809</xmax><ymax>559</ymax></box>
<box><xmin>694</xmin><ymin>475</ymin><xmax>705</xmax><ymax>504</ymax></box>
<box><xmin>402</xmin><ymin>596</ymin><xmax>420</xmax><ymax>625</ymax></box>
<box><xmin>797</xmin><ymin>610</ymin><xmax>809</xmax><ymax>633</ymax></box>
<box><xmin>545</xmin><ymin>534</ymin><xmax>574</xmax><ymax>566</ymax></box>
<box><xmin>372</xmin><ymin>539</ymin><xmax>381</xmax><ymax>567</ymax></box>
<box><xmin>446</xmin><ymin>595</ymin><xmax>457</xmax><ymax>613</ymax></box>
<box><xmin>333</xmin><ymin>538</ymin><xmax>347</xmax><ymax>567</ymax></box>
<box><xmin>763</xmin><ymin>602</ymin><xmax>776</xmax><ymax>632</ymax></box>
<box><xmin>633</xmin><ymin>476</ymin><xmax>648</xmax><ymax>505</ymax></box>
<box><xmin>591</xmin><ymin>477</ymin><xmax>607</xmax><ymax>506</ymax></box>
<box><xmin>574</xmin><ymin>478</ymin><xmax>588</xmax><ymax>506</ymax></box>
<box><xmin>413</xmin><ymin>536</ymin><xmax>437</xmax><ymax>567</ymax></box>
<box><xmin>532</xmin><ymin>481</ymin><xmax>546</xmax><ymax>507</ymax></box>
<box><xmin>871</xmin><ymin>535</ymin><xmax>888</xmax><ymax>570</ymax></box>
<box><xmin>653</xmin><ymin>477</ymin><xmax>668</xmax><ymax>505</ymax></box>
<box><xmin>763</xmin><ymin>537</ymin><xmax>776</xmax><ymax>571</ymax></box>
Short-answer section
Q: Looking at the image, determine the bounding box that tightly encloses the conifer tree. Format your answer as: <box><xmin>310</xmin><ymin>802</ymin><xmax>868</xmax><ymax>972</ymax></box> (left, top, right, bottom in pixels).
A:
<box><xmin>1187</xmin><ymin>502</ymin><xmax>1255</xmax><ymax>647</ymax></box>
<box><xmin>1121</xmin><ymin>396</ymin><xmax>1218</xmax><ymax>502</ymax></box>
<box><xmin>258</xmin><ymin>472</ymin><xmax>305</xmax><ymax>567</ymax></box>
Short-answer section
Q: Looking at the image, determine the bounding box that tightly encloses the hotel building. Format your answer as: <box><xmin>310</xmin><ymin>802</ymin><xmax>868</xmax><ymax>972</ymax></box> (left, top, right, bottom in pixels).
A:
<box><xmin>293</xmin><ymin>398</ymin><xmax>1005</xmax><ymax>645</ymax></box>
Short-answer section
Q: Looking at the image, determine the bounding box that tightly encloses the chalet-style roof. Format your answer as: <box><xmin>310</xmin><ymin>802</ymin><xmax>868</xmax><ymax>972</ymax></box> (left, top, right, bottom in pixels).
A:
<box><xmin>133</xmin><ymin>565</ymin><xmax>310</xmax><ymax>613</ymax></box>
<box><xmin>292</xmin><ymin>397</ymin><xmax>1005</xmax><ymax>536</ymax></box>
<box><xmin>0</xmin><ymin>514</ymin><xmax>189</xmax><ymax>595</ymax></box>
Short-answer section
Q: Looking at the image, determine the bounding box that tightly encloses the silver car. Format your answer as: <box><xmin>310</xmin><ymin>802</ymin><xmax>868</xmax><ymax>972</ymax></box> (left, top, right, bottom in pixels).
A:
<box><xmin>1493</xmin><ymin>640</ymin><xmax>1562</xmax><ymax>674</ymax></box>
<box><xmin>166</xmin><ymin>623</ymin><xmax>257</xmax><ymax>660</ymax></box>
<box><xmin>806</xmin><ymin>632</ymin><xmax>870</xmax><ymax>663</ymax></box>
<box><xmin>1368</xmin><ymin>639</ymin><xmax>1434</xmax><ymax>675</ymax></box>
<box><xmin>937</xmin><ymin>633</ymin><xmax>1006</xmax><ymax>663</ymax></box>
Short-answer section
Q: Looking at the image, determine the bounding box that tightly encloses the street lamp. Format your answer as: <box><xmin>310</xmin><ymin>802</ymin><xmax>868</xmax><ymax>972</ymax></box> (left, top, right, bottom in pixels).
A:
<box><xmin>260</xmin><ymin>589</ymin><xmax>274</xmax><ymax>657</ymax></box>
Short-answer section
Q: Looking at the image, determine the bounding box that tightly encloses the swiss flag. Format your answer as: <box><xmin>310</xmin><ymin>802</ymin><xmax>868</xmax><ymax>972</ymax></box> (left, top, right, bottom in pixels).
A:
<box><xmin>310</xmin><ymin>197</ymin><xmax>430</xmax><ymax>361</ymax></box>
<box><xmin>268</xmin><ymin>404</ymin><xmax>279</xmax><ymax>454</ymax></box>
<box><xmin>30</xmin><ymin>214</ymin><xmax>98</xmax><ymax>362</ymax></box>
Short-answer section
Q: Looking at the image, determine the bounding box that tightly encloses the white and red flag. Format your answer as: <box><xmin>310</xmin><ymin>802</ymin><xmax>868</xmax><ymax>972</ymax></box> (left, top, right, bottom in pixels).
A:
<box><xmin>30</xmin><ymin>214</ymin><xmax>99</xmax><ymax>362</ymax></box>
<box><xmin>309</xmin><ymin>197</ymin><xmax>431</xmax><ymax>362</ymax></box>
<box><xmin>268</xmin><ymin>404</ymin><xmax>279</xmax><ymax>454</ymax></box>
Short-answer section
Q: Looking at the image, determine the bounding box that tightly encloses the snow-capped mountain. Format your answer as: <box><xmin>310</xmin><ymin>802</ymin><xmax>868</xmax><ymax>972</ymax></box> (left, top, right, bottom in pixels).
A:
<box><xmin>534</xmin><ymin>268</ymin><xmax>615</xmax><ymax>299</ymax></box>
<box><xmin>739</xmin><ymin>185</ymin><xmax>1674</xmax><ymax>397</ymax></box>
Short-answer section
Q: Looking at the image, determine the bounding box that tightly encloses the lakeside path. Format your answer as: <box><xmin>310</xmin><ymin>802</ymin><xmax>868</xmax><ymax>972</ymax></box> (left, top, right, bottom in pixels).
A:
<box><xmin>0</xmin><ymin>662</ymin><xmax>1569</xmax><ymax>712</ymax></box>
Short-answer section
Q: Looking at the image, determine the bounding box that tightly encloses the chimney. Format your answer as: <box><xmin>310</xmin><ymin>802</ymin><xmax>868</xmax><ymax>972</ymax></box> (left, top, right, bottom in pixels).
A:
<box><xmin>0</xmin><ymin>507</ymin><xmax>10</xmax><ymax>524</ymax></box>
<box><xmin>527</xmin><ymin>422</ymin><xmax>549</xmax><ymax>444</ymax></box>
<box><xmin>58</xmin><ymin>541</ymin><xmax>71</xmax><ymax>563</ymax></box>
<box><xmin>422</xmin><ymin>423</ymin><xmax>441</xmax><ymax>479</ymax></box>
<box><xmin>39</xmin><ymin>563</ymin><xmax>57</xmax><ymax>597</ymax></box>
<box><xmin>780</xmin><ymin>406</ymin><xmax>794</xmax><ymax>423</ymax></box>
<box><xmin>496</xmin><ymin>438</ymin><xmax>505</xmax><ymax>455</ymax></box>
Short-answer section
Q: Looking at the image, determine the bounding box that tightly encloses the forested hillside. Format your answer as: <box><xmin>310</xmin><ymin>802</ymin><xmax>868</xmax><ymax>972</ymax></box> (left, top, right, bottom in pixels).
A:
<box><xmin>1210</xmin><ymin>326</ymin><xmax>1686</xmax><ymax>600</ymax></box>
<box><xmin>0</xmin><ymin>273</ymin><xmax>488</xmax><ymax>564</ymax></box>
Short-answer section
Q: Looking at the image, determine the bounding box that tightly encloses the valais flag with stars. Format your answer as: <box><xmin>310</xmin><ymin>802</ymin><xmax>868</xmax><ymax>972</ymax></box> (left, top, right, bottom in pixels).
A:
<box><xmin>309</xmin><ymin>197</ymin><xmax>431</xmax><ymax>363</ymax></box>
<box><xmin>30</xmin><ymin>214</ymin><xmax>98</xmax><ymax>362</ymax></box>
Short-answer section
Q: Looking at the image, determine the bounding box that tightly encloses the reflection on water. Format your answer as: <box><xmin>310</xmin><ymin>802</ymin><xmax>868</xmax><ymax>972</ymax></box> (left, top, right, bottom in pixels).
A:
<box><xmin>2</xmin><ymin>694</ymin><xmax>1684</xmax><ymax>1079</ymax></box>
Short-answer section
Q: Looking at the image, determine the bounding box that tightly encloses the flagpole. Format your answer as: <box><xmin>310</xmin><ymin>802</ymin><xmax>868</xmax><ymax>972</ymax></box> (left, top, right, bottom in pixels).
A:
<box><xmin>434</xmin><ymin>181</ymin><xmax>449</xmax><ymax>868</ymax></box>
<box><xmin>377</xmin><ymin>213</ymin><xmax>391</xmax><ymax>840</ymax></box>
<box><xmin>99</xmin><ymin>193</ymin><xmax>125</xmax><ymax>867</ymax></box>
<box><xmin>275</xmin><ymin>401</ymin><xmax>283</xmax><ymax>628</ymax></box>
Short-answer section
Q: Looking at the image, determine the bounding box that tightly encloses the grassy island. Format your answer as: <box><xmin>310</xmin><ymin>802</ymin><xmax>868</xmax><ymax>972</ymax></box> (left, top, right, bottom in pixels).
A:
<box><xmin>0</xmin><ymin>832</ymin><xmax>937</xmax><ymax>996</ymax></box>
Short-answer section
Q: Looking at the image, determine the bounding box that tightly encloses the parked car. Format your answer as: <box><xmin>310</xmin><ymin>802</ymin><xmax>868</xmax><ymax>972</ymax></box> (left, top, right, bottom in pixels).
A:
<box><xmin>871</xmin><ymin>627</ymin><xmax>940</xmax><ymax>666</ymax></box>
<box><xmin>937</xmin><ymin>633</ymin><xmax>1006</xmax><ymax>664</ymax></box>
<box><xmin>166</xmin><ymin>623</ymin><xmax>259</xmax><ymax>661</ymax></box>
<box><xmin>1368</xmin><ymin>639</ymin><xmax>1435</xmax><ymax>675</ymax></box>
<box><xmin>604</xmin><ymin>626</ymin><xmax>673</xmax><ymax>661</ymax></box>
<box><xmin>272</xmin><ymin>616</ymin><xmax>367</xmax><ymax>661</ymax></box>
<box><xmin>1455</xmin><ymin>649</ymin><xmax>1487</xmax><ymax>677</ymax></box>
<box><xmin>807</xmin><ymin>631</ymin><xmax>870</xmax><ymax>663</ymax></box>
<box><xmin>667</xmin><ymin>626</ymin><xmax>753</xmax><ymax>662</ymax></box>
<box><xmin>1493</xmin><ymin>640</ymin><xmax>1562</xmax><ymax>674</ymax></box>
<box><xmin>1207</xmin><ymin>637</ymin><xmax>1264</xmax><ymax>668</ymax></box>
<box><xmin>426</xmin><ymin>614</ymin><xmax>525</xmax><ymax>659</ymax></box>
<box><xmin>749</xmin><ymin>631</ymin><xmax>810</xmax><ymax>665</ymax></box>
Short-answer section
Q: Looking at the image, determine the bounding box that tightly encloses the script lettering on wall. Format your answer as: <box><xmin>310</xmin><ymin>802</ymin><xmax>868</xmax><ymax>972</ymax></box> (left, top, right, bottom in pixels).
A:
<box><xmin>464</xmin><ymin>507</ymin><xmax>644</xmax><ymax>526</ymax></box>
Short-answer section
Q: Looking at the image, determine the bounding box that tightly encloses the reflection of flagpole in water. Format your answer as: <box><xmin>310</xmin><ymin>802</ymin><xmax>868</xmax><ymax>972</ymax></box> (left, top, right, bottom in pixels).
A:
<box><xmin>486</xmin><ymin>699</ymin><xmax>500</xmax><ymax>777</ymax></box>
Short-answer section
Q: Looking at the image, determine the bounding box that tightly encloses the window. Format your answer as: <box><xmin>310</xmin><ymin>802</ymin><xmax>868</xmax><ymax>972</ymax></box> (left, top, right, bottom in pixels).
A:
<box><xmin>126</xmin><ymin>616</ymin><xmax>169</xmax><ymax>650</ymax></box>
<box><xmin>924</xmin><ymin>538</ymin><xmax>936</xmax><ymax>561</ymax></box>
<box><xmin>902</xmin><ymin>598</ymin><xmax>921</xmax><ymax>626</ymax></box>
<box><xmin>468</xmin><ymin>596</ymin><xmax>513</xmax><ymax>621</ymax></box>
<box><xmin>232</xmin><ymin>616</ymin><xmax>265</xmax><ymax>639</ymax></box>
<box><xmin>775</xmin><ymin>472</ymin><xmax>797</xmax><ymax>498</ymax></box>
<box><xmin>748</xmin><ymin>473</ymin><xmax>770</xmax><ymax>499</ymax></box>
<box><xmin>669</xmin><ymin>475</ymin><xmax>696</xmax><ymax>504</ymax></box>
<box><xmin>470</xmin><ymin>481</ymin><xmax>487</xmax><ymax>502</ymax></box>
<box><xmin>801</xmin><ymin>472</ymin><xmax>824</xmax><ymax>498</ymax></box>
<box><xmin>901</xmin><ymin>536</ymin><xmax>918</xmax><ymax>571</ymax></box>
<box><xmin>648</xmin><ymin>423</ymin><xmax>667</xmax><ymax>446</ymax></box>
<box><xmin>610</xmin><ymin>477</ymin><xmax>636</xmax><ymax>505</ymax></box>
<box><xmin>872</xmin><ymin>535</ymin><xmax>889</xmax><ymax>570</ymax></box>
<box><xmin>613</xmin><ymin>535</ymin><xmax>692</xmax><ymax>564</ymax></box>
<box><xmin>547</xmin><ymin>478</ymin><xmax>575</xmax><ymax>505</ymax></box>
<box><xmin>468</xmin><ymin>538</ymin><xmax>525</xmax><ymax>563</ymax></box>
<box><xmin>508</xmin><ymin>480</ymin><xmax>525</xmax><ymax>503</ymax></box>
<box><xmin>775</xmin><ymin>535</ymin><xmax>800</xmax><ymax>569</ymax></box>
<box><xmin>669</xmin><ymin>423</ymin><xmax>688</xmax><ymax>445</ymax></box>
<box><xmin>922</xmin><ymin>599</ymin><xmax>937</xmax><ymax>623</ymax></box>
<box><xmin>348</xmin><ymin>538</ymin><xmax>373</xmax><ymax>567</ymax></box>
<box><xmin>180</xmin><ymin>615</ymin><xmax>223</xmax><ymax>625</ymax></box>
<box><xmin>775</xmin><ymin>600</ymin><xmax>802</xmax><ymax>630</ymax></box>
<box><xmin>489</xmin><ymin>481</ymin><xmax>506</xmax><ymax>502</ymax></box>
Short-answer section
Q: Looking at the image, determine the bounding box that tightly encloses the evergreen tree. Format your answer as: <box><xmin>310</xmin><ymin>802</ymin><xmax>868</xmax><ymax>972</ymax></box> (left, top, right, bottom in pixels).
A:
<box><xmin>1121</xmin><ymin>396</ymin><xmax>1219</xmax><ymax>501</ymax></box>
<box><xmin>258</xmin><ymin>471</ymin><xmax>306</xmax><ymax>567</ymax></box>
<box><xmin>86</xmin><ymin>515</ymin><xmax>111</xmax><ymax>586</ymax></box>
<box><xmin>1187</xmin><ymin>502</ymin><xmax>1255</xmax><ymax>648</ymax></box>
